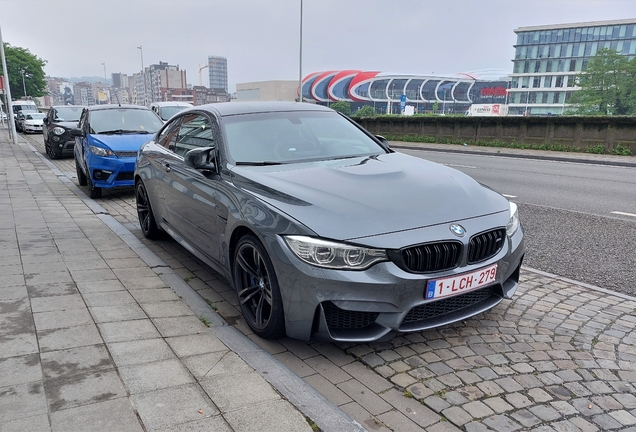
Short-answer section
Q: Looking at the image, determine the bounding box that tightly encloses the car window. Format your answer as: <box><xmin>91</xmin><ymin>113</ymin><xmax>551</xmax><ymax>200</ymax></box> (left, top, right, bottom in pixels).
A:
<box><xmin>222</xmin><ymin>111</ymin><xmax>386</xmax><ymax>164</ymax></box>
<box><xmin>54</xmin><ymin>106</ymin><xmax>83</xmax><ymax>122</ymax></box>
<box><xmin>89</xmin><ymin>108</ymin><xmax>164</xmax><ymax>134</ymax></box>
<box><xmin>173</xmin><ymin>114</ymin><xmax>214</xmax><ymax>156</ymax></box>
<box><xmin>157</xmin><ymin>117</ymin><xmax>182</xmax><ymax>150</ymax></box>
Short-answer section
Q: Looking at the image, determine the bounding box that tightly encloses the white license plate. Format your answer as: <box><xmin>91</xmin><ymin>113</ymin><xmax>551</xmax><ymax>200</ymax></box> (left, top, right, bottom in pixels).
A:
<box><xmin>425</xmin><ymin>264</ymin><xmax>497</xmax><ymax>300</ymax></box>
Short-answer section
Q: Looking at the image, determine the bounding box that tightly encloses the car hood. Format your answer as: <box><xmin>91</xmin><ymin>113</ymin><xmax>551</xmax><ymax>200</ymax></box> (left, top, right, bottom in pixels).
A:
<box><xmin>87</xmin><ymin>133</ymin><xmax>153</xmax><ymax>151</ymax></box>
<box><xmin>24</xmin><ymin>120</ymin><xmax>43</xmax><ymax>124</ymax></box>
<box><xmin>230</xmin><ymin>152</ymin><xmax>510</xmax><ymax>240</ymax></box>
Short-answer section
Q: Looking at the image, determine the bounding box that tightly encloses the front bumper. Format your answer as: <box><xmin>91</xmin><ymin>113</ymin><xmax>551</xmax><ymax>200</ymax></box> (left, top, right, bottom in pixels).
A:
<box><xmin>50</xmin><ymin>135</ymin><xmax>75</xmax><ymax>156</ymax></box>
<box><xmin>86</xmin><ymin>153</ymin><xmax>136</xmax><ymax>188</ymax></box>
<box><xmin>268</xmin><ymin>214</ymin><xmax>525</xmax><ymax>342</ymax></box>
<box><xmin>24</xmin><ymin>124</ymin><xmax>43</xmax><ymax>133</ymax></box>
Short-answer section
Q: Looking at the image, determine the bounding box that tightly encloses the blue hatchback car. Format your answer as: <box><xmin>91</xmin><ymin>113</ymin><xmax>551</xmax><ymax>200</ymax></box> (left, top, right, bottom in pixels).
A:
<box><xmin>73</xmin><ymin>104</ymin><xmax>163</xmax><ymax>198</ymax></box>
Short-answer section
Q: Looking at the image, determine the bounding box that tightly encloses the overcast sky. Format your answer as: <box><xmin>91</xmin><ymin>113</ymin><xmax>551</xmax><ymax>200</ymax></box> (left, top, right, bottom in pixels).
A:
<box><xmin>2</xmin><ymin>0</ymin><xmax>636</xmax><ymax>92</ymax></box>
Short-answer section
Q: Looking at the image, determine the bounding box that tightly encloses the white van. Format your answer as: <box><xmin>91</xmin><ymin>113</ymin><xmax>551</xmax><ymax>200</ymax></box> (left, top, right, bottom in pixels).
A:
<box><xmin>12</xmin><ymin>100</ymin><xmax>38</xmax><ymax>131</ymax></box>
<box><xmin>150</xmin><ymin>101</ymin><xmax>193</xmax><ymax>121</ymax></box>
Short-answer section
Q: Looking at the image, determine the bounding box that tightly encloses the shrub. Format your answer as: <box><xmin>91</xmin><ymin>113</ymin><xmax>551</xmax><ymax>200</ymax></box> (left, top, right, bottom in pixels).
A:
<box><xmin>353</xmin><ymin>105</ymin><xmax>377</xmax><ymax>117</ymax></box>
<box><xmin>329</xmin><ymin>101</ymin><xmax>351</xmax><ymax>115</ymax></box>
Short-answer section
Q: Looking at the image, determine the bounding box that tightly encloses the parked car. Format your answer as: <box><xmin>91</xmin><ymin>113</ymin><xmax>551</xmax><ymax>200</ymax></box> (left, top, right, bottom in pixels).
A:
<box><xmin>73</xmin><ymin>104</ymin><xmax>163</xmax><ymax>198</ymax></box>
<box><xmin>150</xmin><ymin>101</ymin><xmax>193</xmax><ymax>121</ymax></box>
<box><xmin>134</xmin><ymin>102</ymin><xmax>525</xmax><ymax>342</ymax></box>
<box><xmin>43</xmin><ymin>105</ymin><xmax>86</xmax><ymax>159</ymax></box>
<box><xmin>20</xmin><ymin>112</ymin><xmax>46</xmax><ymax>133</ymax></box>
<box><xmin>12</xmin><ymin>100</ymin><xmax>38</xmax><ymax>132</ymax></box>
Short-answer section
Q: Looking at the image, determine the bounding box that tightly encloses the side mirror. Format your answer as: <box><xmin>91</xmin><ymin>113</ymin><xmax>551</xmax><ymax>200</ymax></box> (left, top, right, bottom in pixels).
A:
<box><xmin>184</xmin><ymin>146</ymin><xmax>216</xmax><ymax>171</ymax></box>
<box><xmin>70</xmin><ymin>128</ymin><xmax>84</xmax><ymax>137</ymax></box>
<box><xmin>43</xmin><ymin>117</ymin><xmax>49</xmax><ymax>124</ymax></box>
<box><xmin>375</xmin><ymin>135</ymin><xmax>390</xmax><ymax>148</ymax></box>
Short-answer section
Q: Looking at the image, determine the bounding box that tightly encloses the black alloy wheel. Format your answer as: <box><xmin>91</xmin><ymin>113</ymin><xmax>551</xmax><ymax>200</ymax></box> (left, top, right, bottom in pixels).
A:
<box><xmin>233</xmin><ymin>235</ymin><xmax>285</xmax><ymax>339</ymax></box>
<box><xmin>135</xmin><ymin>180</ymin><xmax>161</xmax><ymax>239</ymax></box>
<box><xmin>86</xmin><ymin>171</ymin><xmax>102</xmax><ymax>199</ymax></box>
<box><xmin>75</xmin><ymin>158</ymin><xmax>87</xmax><ymax>186</ymax></box>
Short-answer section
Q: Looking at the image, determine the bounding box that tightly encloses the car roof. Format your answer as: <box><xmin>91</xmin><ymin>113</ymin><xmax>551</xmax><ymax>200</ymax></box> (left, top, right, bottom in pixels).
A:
<box><xmin>151</xmin><ymin>101</ymin><xmax>193</xmax><ymax>107</ymax></box>
<box><xmin>190</xmin><ymin>101</ymin><xmax>333</xmax><ymax>117</ymax></box>
<box><xmin>51</xmin><ymin>105</ymin><xmax>86</xmax><ymax>109</ymax></box>
<box><xmin>86</xmin><ymin>104</ymin><xmax>152</xmax><ymax>111</ymax></box>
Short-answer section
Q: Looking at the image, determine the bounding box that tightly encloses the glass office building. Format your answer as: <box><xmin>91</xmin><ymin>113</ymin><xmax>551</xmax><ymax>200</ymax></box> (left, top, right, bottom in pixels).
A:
<box><xmin>208</xmin><ymin>56</ymin><xmax>228</xmax><ymax>94</ymax></box>
<box><xmin>509</xmin><ymin>19</ymin><xmax>636</xmax><ymax>115</ymax></box>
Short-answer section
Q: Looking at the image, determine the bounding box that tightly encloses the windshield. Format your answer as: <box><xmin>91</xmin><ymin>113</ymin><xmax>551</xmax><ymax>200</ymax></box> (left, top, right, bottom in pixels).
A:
<box><xmin>54</xmin><ymin>106</ymin><xmax>83</xmax><ymax>122</ymax></box>
<box><xmin>26</xmin><ymin>113</ymin><xmax>46</xmax><ymax>120</ymax></box>
<box><xmin>223</xmin><ymin>111</ymin><xmax>386</xmax><ymax>164</ymax></box>
<box><xmin>159</xmin><ymin>105</ymin><xmax>190</xmax><ymax>121</ymax></box>
<box><xmin>89</xmin><ymin>108</ymin><xmax>164</xmax><ymax>134</ymax></box>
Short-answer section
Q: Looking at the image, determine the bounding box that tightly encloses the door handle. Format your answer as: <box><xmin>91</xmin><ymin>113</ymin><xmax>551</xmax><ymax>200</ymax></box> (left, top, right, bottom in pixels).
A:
<box><xmin>161</xmin><ymin>161</ymin><xmax>171</xmax><ymax>172</ymax></box>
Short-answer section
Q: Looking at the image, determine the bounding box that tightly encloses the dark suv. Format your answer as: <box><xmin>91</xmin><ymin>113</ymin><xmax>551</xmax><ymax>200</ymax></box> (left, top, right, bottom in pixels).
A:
<box><xmin>43</xmin><ymin>105</ymin><xmax>85</xmax><ymax>159</ymax></box>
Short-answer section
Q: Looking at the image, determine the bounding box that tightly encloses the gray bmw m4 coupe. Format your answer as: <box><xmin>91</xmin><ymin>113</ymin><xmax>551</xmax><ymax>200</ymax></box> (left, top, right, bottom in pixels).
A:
<box><xmin>134</xmin><ymin>102</ymin><xmax>524</xmax><ymax>342</ymax></box>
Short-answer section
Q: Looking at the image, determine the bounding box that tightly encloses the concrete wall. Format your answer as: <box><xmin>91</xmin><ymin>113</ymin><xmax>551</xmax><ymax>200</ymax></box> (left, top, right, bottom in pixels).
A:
<box><xmin>354</xmin><ymin>116</ymin><xmax>636</xmax><ymax>153</ymax></box>
<box><xmin>236</xmin><ymin>80</ymin><xmax>298</xmax><ymax>102</ymax></box>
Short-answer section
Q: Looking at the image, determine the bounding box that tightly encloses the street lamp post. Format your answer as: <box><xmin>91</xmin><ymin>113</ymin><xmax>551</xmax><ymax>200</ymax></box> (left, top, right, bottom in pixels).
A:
<box><xmin>442</xmin><ymin>89</ymin><xmax>446</xmax><ymax>115</ymax></box>
<box><xmin>137</xmin><ymin>45</ymin><xmax>146</xmax><ymax>105</ymax></box>
<box><xmin>298</xmin><ymin>0</ymin><xmax>303</xmax><ymax>102</ymax></box>
<box><xmin>20</xmin><ymin>69</ymin><xmax>27</xmax><ymax>98</ymax></box>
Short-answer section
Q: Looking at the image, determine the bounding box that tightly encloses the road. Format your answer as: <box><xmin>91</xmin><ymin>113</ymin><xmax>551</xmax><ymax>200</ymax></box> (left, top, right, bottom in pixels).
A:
<box><xmin>400</xmin><ymin>148</ymin><xmax>636</xmax><ymax>295</ymax></box>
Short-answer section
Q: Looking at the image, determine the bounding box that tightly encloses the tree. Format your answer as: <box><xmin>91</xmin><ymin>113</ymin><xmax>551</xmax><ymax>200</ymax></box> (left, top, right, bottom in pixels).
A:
<box><xmin>569</xmin><ymin>48</ymin><xmax>632</xmax><ymax>115</ymax></box>
<box><xmin>329</xmin><ymin>100</ymin><xmax>351</xmax><ymax>115</ymax></box>
<box><xmin>0</xmin><ymin>43</ymin><xmax>48</xmax><ymax>101</ymax></box>
<box><xmin>353</xmin><ymin>105</ymin><xmax>377</xmax><ymax>117</ymax></box>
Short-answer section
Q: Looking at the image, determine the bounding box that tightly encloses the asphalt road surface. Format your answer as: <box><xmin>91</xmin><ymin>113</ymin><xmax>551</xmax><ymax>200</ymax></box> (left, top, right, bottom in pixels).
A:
<box><xmin>400</xmin><ymin>148</ymin><xmax>636</xmax><ymax>296</ymax></box>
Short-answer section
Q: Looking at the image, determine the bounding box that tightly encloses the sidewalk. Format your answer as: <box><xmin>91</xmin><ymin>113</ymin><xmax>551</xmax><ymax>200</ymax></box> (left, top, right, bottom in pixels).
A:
<box><xmin>0</xmin><ymin>130</ymin><xmax>362</xmax><ymax>431</ymax></box>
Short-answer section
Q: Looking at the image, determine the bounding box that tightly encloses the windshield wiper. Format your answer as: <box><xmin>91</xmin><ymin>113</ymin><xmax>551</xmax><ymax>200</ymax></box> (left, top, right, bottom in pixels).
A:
<box><xmin>235</xmin><ymin>161</ymin><xmax>285</xmax><ymax>166</ymax></box>
<box><xmin>99</xmin><ymin>129</ymin><xmax>151</xmax><ymax>135</ymax></box>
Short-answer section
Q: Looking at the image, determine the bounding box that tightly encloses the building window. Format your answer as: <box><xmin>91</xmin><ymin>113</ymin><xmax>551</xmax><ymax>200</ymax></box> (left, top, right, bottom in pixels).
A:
<box><xmin>558</xmin><ymin>60</ymin><xmax>566</xmax><ymax>72</ymax></box>
<box><xmin>535</xmin><ymin>62</ymin><xmax>541</xmax><ymax>73</ymax></box>
<box><xmin>521</xmin><ymin>77</ymin><xmax>530</xmax><ymax>88</ymax></box>
<box><xmin>546</xmin><ymin>60</ymin><xmax>553</xmax><ymax>72</ymax></box>
<box><xmin>533</xmin><ymin>77</ymin><xmax>541</xmax><ymax>88</ymax></box>
<box><xmin>542</xmin><ymin>92</ymin><xmax>549</xmax><ymax>103</ymax></box>
<box><xmin>555</xmin><ymin>76</ymin><xmax>564</xmax><ymax>87</ymax></box>
<box><xmin>569</xmin><ymin>60</ymin><xmax>576</xmax><ymax>72</ymax></box>
<box><xmin>524</xmin><ymin>62</ymin><xmax>530</xmax><ymax>73</ymax></box>
<box><xmin>544</xmin><ymin>76</ymin><xmax>552</xmax><ymax>88</ymax></box>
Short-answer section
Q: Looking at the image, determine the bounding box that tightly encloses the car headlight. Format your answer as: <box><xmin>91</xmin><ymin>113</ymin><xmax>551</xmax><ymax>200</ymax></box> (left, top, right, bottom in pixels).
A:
<box><xmin>506</xmin><ymin>201</ymin><xmax>519</xmax><ymax>237</ymax></box>
<box><xmin>89</xmin><ymin>145</ymin><xmax>115</xmax><ymax>157</ymax></box>
<box><xmin>283</xmin><ymin>235</ymin><xmax>388</xmax><ymax>270</ymax></box>
<box><xmin>53</xmin><ymin>127</ymin><xmax>66</xmax><ymax>135</ymax></box>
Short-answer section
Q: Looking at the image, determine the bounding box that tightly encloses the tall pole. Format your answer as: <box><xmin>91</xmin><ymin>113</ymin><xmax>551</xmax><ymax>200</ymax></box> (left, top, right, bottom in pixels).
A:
<box><xmin>20</xmin><ymin>69</ymin><xmax>26</xmax><ymax>98</ymax></box>
<box><xmin>137</xmin><ymin>45</ymin><xmax>146</xmax><ymax>106</ymax></box>
<box><xmin>298</xmin><ymin>0</ymin><xmax>303</xmax><ymax>102</ymax></box>
<box><xmin>0</xmin><ymin>22</ymin><xmax>19</xmax><ymax>143</ymax></box>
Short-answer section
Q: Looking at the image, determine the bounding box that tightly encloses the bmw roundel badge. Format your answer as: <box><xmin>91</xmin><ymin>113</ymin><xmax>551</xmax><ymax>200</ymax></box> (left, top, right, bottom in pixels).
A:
<box><xmin>449</xmin><ymin>224</ymin><xmax>466</xmax><ymax>237</ymax></box>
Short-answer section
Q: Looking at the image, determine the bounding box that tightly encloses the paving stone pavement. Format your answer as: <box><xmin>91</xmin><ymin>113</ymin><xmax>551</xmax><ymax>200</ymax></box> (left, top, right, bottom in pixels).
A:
<box><xmin>14</xmin><ymin>131</ymin><xmax>636</xmax><ymax>431</ymax></box>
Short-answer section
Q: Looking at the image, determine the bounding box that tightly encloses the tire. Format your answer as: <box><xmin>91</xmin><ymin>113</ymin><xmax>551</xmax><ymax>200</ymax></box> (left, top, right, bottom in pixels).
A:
<box><xmin>233</xmin><ymin>235</ymin><xmax>285</xmax><ymax>339</ymax></box>
<box><xmin>46</xmin><ymin>139</ymin><xmax>58</xmax><ymax>159</ymax></box>
<box><xmin>76</xmin><ymin>158</ymin><xmax>87</xmax><ymax>186</ymax></box>
<box><xmin>86</xmin><ymin>170</ymin><xmax>102</xmax><ymax>198</ymax></box>
<box><xmin>135</xmin><ymin>180</ymin><xmax>161</xmax><ymax>239</ymax></box>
